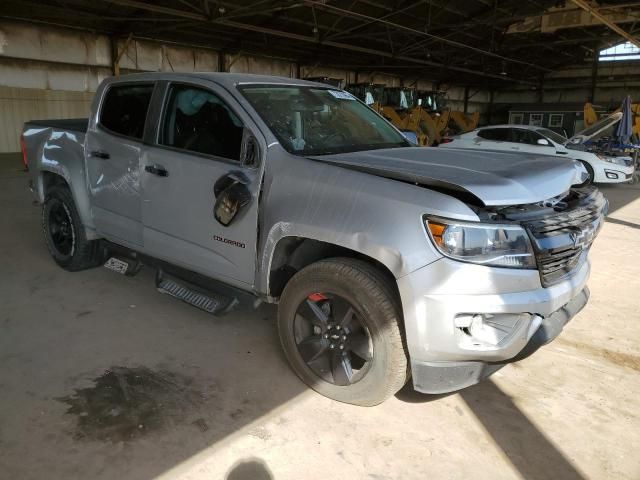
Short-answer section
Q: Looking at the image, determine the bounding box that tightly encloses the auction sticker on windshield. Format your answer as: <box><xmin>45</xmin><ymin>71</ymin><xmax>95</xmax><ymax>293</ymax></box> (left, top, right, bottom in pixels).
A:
<box><xmin>328</xmin><ymin>90</ymin><xmax>356</xmax><ymax>100</ymax></box>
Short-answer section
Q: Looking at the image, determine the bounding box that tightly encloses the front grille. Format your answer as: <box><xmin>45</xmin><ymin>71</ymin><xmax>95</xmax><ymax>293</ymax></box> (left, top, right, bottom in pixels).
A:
<box><xmin>523</xmin><ymin>188</ymin><xmax>607</xmax><ymax>287</ymax></box>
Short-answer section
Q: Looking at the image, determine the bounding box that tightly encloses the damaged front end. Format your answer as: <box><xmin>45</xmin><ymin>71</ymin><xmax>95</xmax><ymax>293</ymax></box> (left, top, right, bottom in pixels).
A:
<box><xmin>477</xmin><ymin>187</ymin><xmax>608</xmax><ymax>287</ymax></box>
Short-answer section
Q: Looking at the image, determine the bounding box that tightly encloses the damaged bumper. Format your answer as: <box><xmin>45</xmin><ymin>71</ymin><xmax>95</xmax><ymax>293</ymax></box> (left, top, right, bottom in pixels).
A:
<box><xmin>398</xmin><ymin>256</ymin><xmax>591</xmax><ymax>394</ymax></box>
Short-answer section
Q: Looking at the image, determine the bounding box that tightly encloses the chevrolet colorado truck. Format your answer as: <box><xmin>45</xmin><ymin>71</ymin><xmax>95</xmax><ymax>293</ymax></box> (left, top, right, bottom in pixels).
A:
<box><xmin>22</xmin><ymin>73</ymin><xmax>606</xmax><ymax>406</ymax></box>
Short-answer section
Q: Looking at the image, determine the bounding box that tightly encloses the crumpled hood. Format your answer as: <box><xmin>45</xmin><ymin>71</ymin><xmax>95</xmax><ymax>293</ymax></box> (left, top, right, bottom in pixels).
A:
<box><xmin>309</xmin><ymin>147</ymin><xmax>587</xmax><ymax>206</ymax></box>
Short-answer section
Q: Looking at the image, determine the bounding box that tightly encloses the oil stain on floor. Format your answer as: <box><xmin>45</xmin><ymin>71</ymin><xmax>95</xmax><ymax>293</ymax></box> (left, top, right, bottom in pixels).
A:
<box><xmin>58</xmin><ymin>366</ymin><xmax>204</xmax><ymax>442</ymax></box>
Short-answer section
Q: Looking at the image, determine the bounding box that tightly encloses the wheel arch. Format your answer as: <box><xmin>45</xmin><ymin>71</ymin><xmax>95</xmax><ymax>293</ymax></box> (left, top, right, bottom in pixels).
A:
<box><xmin>40</xmin><ymin>169</ymin><xmax>99</xmax><ymax>240</ymax></box>
<box><xmin>265</xmin><ymin>235</ymin><xmax>400</xmax><ymax>301</ymax></box>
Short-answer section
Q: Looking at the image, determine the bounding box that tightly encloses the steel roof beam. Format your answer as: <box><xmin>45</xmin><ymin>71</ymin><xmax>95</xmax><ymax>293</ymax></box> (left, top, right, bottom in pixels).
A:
<box><xmin>570</xmin><ymin>0</ymin><xmax>640</xmax><ymax>48</ymax></box>
<box><xmin>302</xmin><ymin>0</ymin><xmax>551</xmax><ymax>71</ymax></box>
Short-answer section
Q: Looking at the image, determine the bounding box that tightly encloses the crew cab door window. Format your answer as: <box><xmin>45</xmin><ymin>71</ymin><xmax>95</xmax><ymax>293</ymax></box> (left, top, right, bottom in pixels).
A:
<box><xmin>99</xmin><ymin>84</ymin><xmax>154</xmax><ymax>139</ymax></box>
<box><xmin>161</xmin><ymin>86</ymin><xmax>244</xmax><ymax>161</ymax></box>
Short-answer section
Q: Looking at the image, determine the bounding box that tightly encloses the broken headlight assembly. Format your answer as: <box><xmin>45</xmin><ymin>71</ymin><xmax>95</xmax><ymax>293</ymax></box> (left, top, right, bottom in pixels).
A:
<box><xmin>425</xmin><ymin>217</ymin><xmax>536</xmax><ymax>269</ymax></box>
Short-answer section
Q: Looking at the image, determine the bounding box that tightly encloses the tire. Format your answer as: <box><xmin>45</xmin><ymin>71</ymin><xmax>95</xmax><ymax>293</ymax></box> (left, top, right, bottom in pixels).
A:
<box><xmin>277</xmin><ymin>258</ymin><xmax>409</xmax><ymax>406</ymax></box>
<box><xmin>579</xmin><ymin>161</ymin><xmax>595</xmax><ymax>186</ymax></box>
<box><xmin>42</xmin><ymin>185</ymin><xmax>101</xmax><ymax>271</ymax></box>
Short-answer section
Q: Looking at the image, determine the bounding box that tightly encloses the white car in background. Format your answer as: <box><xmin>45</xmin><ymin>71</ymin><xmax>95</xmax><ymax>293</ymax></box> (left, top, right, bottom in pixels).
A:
<box><xmin>440</xmin><ymin>113</ymin><xmax>634</xmax><ymax>184</ymax></box>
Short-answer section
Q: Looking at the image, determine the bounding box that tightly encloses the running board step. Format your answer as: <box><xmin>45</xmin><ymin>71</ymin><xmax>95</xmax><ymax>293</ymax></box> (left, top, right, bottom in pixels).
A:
<box><xmin>155</xmin><ymin>271</ymin><xmax>238</xmax><ymax>315</ymax></box>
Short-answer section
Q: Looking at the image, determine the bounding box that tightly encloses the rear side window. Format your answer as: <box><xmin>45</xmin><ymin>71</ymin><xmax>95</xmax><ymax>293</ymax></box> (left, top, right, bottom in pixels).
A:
<box><xmin>99</xmin><ymin>84</ymin><xmax>154</xmax><ymax>140</ymax></box>
<box><xmin>478</xmin><ymin>128</ymin><xmax>509</xmax><ymax>141</ymax></box>
<box><xmin>160</xmin><ymin>85</ymin><xmax>244</xmax><ymax>161</ymax></box>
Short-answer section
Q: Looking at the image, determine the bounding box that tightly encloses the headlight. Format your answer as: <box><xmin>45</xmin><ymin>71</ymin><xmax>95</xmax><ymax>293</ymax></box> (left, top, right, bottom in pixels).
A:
<box><xmin>425</xmin><ymin>217</ymin><xmax>536</xmax><ymax>269</ymax></box>
<box><xmin>596</xmin><ymin>154</ymin><xmax>616</xmax><ymax>164</ymax></box>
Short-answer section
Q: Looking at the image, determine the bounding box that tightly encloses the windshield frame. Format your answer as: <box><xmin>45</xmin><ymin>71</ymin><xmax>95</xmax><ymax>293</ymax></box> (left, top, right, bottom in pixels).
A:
<box><xmin>237</xmin><ymin>83</ymin><xmax>411</xmax><ymax>156</ymax></box>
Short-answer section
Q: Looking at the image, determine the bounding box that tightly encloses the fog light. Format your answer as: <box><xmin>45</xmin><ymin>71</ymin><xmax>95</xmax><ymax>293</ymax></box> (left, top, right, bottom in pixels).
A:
<box><xmin>605</xmin><ymin>170</ymin><xmax>619</xmax><ymax>179</ymax></box>
<box><xmin>455</xmin><ymin>313</ymin><xmax>533</xmax><ymax>347</ymax></box>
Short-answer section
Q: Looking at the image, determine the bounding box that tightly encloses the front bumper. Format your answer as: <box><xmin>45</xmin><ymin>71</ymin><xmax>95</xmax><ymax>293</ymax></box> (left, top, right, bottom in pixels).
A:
<box><xmin>594</xmin><ymin>163</ymin><xmax>635</xmax><ymax>183</ymax></box>
<box><xmin>397</xmin><ymin>257</ymin><xmax>591</xmax><ymax>394</ymax></box>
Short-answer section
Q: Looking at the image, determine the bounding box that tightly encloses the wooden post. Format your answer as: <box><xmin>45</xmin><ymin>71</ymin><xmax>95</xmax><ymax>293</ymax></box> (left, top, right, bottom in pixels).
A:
<box><xmin>463</xmin><ymin>86</ymin><xmax>470</xmax><ymax>114</ymax></box>
<box><xmin>112</xmin><ymin>33</ymin><xmax>133</xmax><ymax>77</ymax></box>
<box><xmin>487</xmin><ymin>89</ymin><xmax>494</xmax><ymax>125</ymax></box>
<box><xmin>537</xmin><ymin>75</ymin><xmax>544</xmax><ymax>104</ymax></box>
<box><xmin>590</xmin><ymin>49</ymin><xmax>599</xmax><ymax>104</ymax></box>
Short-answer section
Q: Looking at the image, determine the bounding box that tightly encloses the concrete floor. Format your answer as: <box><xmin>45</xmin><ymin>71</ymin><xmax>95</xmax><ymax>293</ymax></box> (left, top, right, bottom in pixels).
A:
<box><xmin>1</xmin><ymin>152</ymin><xmax>639</xmax><ymax>480</ymax></box>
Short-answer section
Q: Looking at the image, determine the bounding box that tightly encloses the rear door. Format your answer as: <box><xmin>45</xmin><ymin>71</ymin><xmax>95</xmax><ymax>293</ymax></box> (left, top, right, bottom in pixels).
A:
<box><xmin>85</xmin><ymin>82</ymin><xmax>155</xmax><ymax>247</ymax></box>
<box><xmin>141</xmin><ymin>81</ymin><xmax>263</xmax><ymax>287</ymax></box>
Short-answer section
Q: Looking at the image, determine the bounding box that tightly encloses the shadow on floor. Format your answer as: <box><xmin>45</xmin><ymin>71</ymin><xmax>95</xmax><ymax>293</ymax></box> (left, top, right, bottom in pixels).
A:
<box><xmin>0</xmin><ymin>169</ymin><xmax>306</xmax><ymax>479</ymax></box>
<box><xmin>226</xmin><ymin>458</ymin><xmax>273</xmax><ymax>480</ymax></box>
<box><xmin>398</xmin><ymin>379</ymin><xmax>584</xmax><ymax>480</ymax></box>
<box><xmin>394</xmin><ymin>382</ymin><xmax>454</xmax><ymax>404</ymax></box>
<box><xmin>605</xmin><ymin>216</ymin><xmax>640</xmax><ymax>230</ymax></box>
<box><xmin>459</xmin><ymin>380</ymin><xmax>585</xmax><ymax>480</ymax></box>
<box><xmin>599</xmin><ymin>183</ymin><xmax>640</xmax><ymax>215</ymax></box>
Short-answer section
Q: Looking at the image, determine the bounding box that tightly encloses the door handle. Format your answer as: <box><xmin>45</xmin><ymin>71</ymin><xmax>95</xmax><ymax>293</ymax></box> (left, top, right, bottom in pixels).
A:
<box><xmin>145</xmin><ymin>164</ymin><xmax>169</xmax><ymax>177</ymax></box>
<box><xmin>89</xmin><ymin>150</ymin><xmax>110</xmax><ymax>159</ymax></box>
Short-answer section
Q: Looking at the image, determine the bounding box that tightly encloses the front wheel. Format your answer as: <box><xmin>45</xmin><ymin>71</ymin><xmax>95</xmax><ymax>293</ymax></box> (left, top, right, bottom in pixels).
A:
<box><xmin>579</xmin><ymin>161</ymin><xmax>595</xmax><ymax>186</ymax></box>
<box><xmin>277</xmin><ymin>258</ymin><xmax>409</xmax><ymax>406</ymax></box>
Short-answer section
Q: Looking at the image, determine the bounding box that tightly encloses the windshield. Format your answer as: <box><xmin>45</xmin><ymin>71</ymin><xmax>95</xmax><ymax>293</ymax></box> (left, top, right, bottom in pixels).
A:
<box><xmin>536</xmin><ymin>128</ymin><xmax>568</xmax><ymax>145</ymax></box>
<box><xmin>239</xmin><ymin>85</ymin><xmax>409</xmax><ymax>155</ymax></box>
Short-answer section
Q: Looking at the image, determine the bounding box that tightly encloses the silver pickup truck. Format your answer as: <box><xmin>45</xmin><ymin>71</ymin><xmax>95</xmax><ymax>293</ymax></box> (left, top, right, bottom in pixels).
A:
<box><xmin>22</xmin><ymin>73</ymin><xmax>606</xmax><ymax>406</ymax></box>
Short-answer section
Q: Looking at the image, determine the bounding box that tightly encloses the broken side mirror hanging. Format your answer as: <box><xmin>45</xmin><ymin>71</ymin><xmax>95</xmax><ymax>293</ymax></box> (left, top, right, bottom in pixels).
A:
<box><xmin>242</xmin><ymin>129</ymin><xmax>260</xmax><ymax>167</ymax></box>
<box><xmin>213</xmin><ymin>172</ymin><xmax>251</xmax><ymax>226</ymax></box>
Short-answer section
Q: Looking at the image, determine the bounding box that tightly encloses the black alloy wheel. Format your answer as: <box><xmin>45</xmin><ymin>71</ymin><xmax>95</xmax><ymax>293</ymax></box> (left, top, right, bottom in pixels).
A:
<box><xmin>293</xmin><ymin>292</ymin><xmax>373</xmax><ymax>386</ymax></box>
<box><xmin>48</xmin><ymin>200</ymin><xmax>75</xmax><ymax>257</ymax></box>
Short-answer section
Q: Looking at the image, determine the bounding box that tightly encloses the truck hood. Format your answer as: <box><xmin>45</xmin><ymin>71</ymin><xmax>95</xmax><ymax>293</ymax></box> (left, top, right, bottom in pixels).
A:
<box><xmin>309</xmin><ymin>147</ymin><xmax>587</xmax><ymax>206</ymax></box>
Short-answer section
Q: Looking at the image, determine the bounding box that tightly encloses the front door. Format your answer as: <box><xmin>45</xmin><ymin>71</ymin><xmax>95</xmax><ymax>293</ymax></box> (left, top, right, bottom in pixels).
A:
<box><xmin>85</xmin><ymin>82</ymin><xmax>155</xmax><ymax>247</ymax></box>
<box><xmin>141</xmin><ymin>82</ymin><xmax>262</xmax><ymax>287</ymax></box>
<box><xmin>509</xmin><ymin>128</ymin><xmax>557</xmax><ymax>155</ymax></box>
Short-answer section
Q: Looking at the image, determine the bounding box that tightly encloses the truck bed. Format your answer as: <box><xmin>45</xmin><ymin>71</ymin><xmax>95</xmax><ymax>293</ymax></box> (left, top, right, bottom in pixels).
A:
<box><xmin>24</xmin><ymin>118</ymin><xmax>88</xmax><ymax>134</ymax></box>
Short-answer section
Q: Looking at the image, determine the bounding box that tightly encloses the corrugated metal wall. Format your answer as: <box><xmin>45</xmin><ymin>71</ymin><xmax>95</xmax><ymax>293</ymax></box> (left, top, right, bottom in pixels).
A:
<box><xmin>0</xmin><ymin>86</ymin><xmax>94</xmax><ymax>152</ymax></box>
<box><xmin>0</xmin><ymin>20</ymin><xmax>220</xmax><ymax>152</ymax></box>
<box><xmin>0</xmin><ymin>19</ymin><xmax>495</xmax><ymax>152</ymax></box>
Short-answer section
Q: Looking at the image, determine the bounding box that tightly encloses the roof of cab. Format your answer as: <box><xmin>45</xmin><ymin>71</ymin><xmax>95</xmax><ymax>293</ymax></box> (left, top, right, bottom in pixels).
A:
<box><xmin>106</xmin><ymin>72</ymin><xmax>329</xmax><ymax>88</ymax></box>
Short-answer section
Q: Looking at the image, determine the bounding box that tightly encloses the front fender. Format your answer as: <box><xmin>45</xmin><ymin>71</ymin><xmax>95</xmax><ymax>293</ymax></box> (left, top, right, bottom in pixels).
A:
<box><xmin>255</xmin><ymin>147</ymin><xmax>479</xmax><ymax>295</ymax></box>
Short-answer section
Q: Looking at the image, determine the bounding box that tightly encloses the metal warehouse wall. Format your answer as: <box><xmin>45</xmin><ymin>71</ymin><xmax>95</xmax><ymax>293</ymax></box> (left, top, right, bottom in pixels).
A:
<box><xmin>0</xmin><ymin>19</ymin><xmax>495</xmax><ymax>152</ymax></box>
<box><xmin>494</xmin><ymin>61</ymin><xmax>640</xmax><ymax>106</ymax></box>
<box><xmin>0</xmin><ymin>20</ymin><xmax>219</xmax><ymax>152</ymax></box>
<box><xmin>0</xmin><ymin>87</ymin><xmax>93</xmax><ymax>152</ymax></box>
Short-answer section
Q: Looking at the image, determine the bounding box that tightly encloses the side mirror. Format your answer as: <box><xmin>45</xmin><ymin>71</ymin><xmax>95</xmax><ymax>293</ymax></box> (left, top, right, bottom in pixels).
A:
<box><xmin>213</xmin><ymin>172</ymin><xmax>251</xmax><ymax>226</ymax></box>
<box><xmin>537</xmin><ymin>138</ymin><xmax>550</xmax><ymax>146</ymax></box>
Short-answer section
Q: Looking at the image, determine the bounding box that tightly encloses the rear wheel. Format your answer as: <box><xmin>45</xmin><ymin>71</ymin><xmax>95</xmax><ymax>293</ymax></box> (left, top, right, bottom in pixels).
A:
<box><xmin>277</xmin><ymin>258</ymin><xmax>408</xmax><ymax>406</ymax></box>
<box><xmin>42</xmin><ymin>185</ymin><xmax>100</xmax><ymax>271</ymax></box>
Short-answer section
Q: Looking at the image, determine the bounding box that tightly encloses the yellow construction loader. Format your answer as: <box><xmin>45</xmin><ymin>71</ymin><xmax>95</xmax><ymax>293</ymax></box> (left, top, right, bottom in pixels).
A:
<box><xmin>346</xmin><ymin>84</ymin><xmax>430</xmax><ymax>145</ymax></box>
<box><xmin>346</xmin><ymin>84</ymin><xmax>479</xmax><ymax>146</ymax></box>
